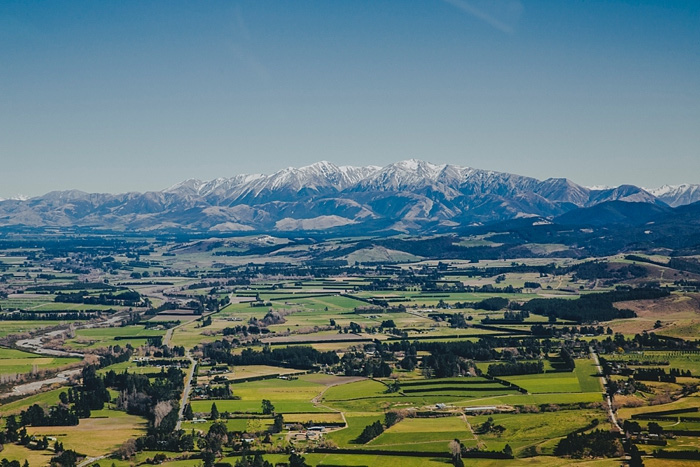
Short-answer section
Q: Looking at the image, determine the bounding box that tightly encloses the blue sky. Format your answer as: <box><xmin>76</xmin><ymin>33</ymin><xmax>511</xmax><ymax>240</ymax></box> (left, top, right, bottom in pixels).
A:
<box><xmin>1</xmin><ymin>0</ymin><xmax>699</xmax><ymax>197</ymax></box>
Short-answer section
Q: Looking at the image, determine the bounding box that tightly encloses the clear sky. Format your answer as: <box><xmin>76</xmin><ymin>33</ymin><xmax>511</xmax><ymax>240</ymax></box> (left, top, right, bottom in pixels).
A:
<box><xmin>1</xmin><ymin>0</ymin><xmax>699</xmax><ymax>197</ymax></box>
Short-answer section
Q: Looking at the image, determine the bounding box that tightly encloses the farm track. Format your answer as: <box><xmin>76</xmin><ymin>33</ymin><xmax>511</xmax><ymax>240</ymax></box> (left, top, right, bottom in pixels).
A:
<box><xmin>284</xmin><ymin>378</ymin><xmax>364</xmax><ymax>444</ymax></box>
<box><xmin>313</xmin><ymin>376</ymin><xmax>366</xmax><ymax>428</ymax></box>
<box><xmin>77</xmin><ymin>454</ymin><xmax>106</xmax><ymax>467</ymax></box>
<box><xmin>460</xmin><ymin>412</ymin><xmax>478</xmax><ymax>440</ymax></box>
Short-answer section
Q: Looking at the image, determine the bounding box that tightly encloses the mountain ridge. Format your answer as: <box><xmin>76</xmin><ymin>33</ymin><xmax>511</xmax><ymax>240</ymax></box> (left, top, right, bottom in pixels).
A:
<box><xmin>0</xmin><ymin>160</ymin><xmax>695</xmax><ymax>233</ymax></box>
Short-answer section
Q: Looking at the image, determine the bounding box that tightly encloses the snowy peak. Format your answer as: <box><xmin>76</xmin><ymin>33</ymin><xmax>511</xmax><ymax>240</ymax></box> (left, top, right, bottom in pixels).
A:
<box><xmin>161</xmin><ymin>161</ymin><xmax>690</xmax><ymax>209</ymax></box>
<box><xmin>536</xmin><ymin>178</ymin><xmax>590</xmax><ymax>205</ymax></box>
<box><xmin>287</xmin><ymin>160</ymin><xmax>378</xmax><ymax>190</ymax></box>
<box><xmin>240</xmin><ymin>161</ymin><xmax>379</xmax><ymax>197</ymax></box>
<box><xmin>586</xmin><ymin>184</ymin><xmax>662</xmax><ymax>207</ymax></box>
<box><xmin>358</xmin><ymin>159</ymin><xmax>449</xmax><ymax>190</ymax></box>
<box><xmin>0</xmin><ymin>194</ymin><xmax>30</xmax><ymax>202</ymax></box>
<box><xmin>355</xmin><ymin>159</ymin><xmax>507</xmax><ymax>195</ymax></box>
<box><xmin>646</xmin><ymin>184</ymin><xmax>700</xmax><ymax>207</ymax></box>
<box><xmin>165</xmin><ymin>178</ymin><xmax>208</xmax><ymax>195</ymax></box>
<box><xmin>166</xmin><ymin>162</ymin><xmax>383</xmax><ymax>203</ymax></box>
<box><xmin>165</xmin><ymin>174</ymin><xmax>266</xmax><ymax>199</ymax></box>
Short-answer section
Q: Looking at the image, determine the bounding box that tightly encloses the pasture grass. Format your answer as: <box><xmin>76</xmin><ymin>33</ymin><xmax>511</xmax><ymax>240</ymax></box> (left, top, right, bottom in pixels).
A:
<box><xmin>181</xmin><ymin>417</ymin><xmax>274</xmax><ymax>433</ymax></box>
<box><xmin>323</xmin><ymin>379</ymin><xmax>388</xmax><ymax>401</ymax></box>
<box><xmin>27</xmin><ymin>408</ymin><xmax>147</xmax><ymax>457</ymax></box>
<box><xmin>0</xmin><ymin>443</ymin><xmax>54</xmax><ymax>465</ymax></box>
<box><xmin>469</xmin><ymin>409</ymin><xmax>606</xmax><ymax>455</ymax></box>
<box><xmin>369</xmin><ymin>415</ymin><xmax>473</xmax><ymax>447</ymax></box>
<box><xmin>502</xmin><ymin>360</ymin><xmax>602</xmax><ymax>395</ymax></box>
<box><xmin>190</xmin><ymin>374</ymin><xmax>341</xmax><ymax>414</ymax></box>
<box><xmin>0</xmin><ymin>355</ymin><xmax>81</xmax><ymax>375</ymax></box>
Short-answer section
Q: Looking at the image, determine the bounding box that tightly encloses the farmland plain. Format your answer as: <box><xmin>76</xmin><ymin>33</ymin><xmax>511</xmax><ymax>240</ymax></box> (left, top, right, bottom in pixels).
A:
<box><xmin>0</xmin><ymin>234</ymin><xmax>699</xmax><ymax>466</ymax></box>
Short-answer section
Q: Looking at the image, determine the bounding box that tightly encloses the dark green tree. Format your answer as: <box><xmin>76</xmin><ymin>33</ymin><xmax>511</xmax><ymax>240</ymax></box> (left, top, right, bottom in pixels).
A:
<box><xmin>648</xmin><ymin>421</ymin><xmax>663</xmax><ymax>435</ymax></box>
<box><xmin>261</xmin><ymin>399</ymin><xmax>275</xmax><ymax>415</ymax></box>
<box><xmin>201</xmin><ymin>450</ymin><xmax>216</xmax><ymax>467</ymax></box>
<box><xmin>289</xmin><ymin>453</ymin><xmax>310</xmax><ymax>467</ymax></box>
<box><xmin>50</xmin><ymin>449</ymin><xmax>79</xmax><ymax>467</ymax></box>
<box><xmin>503</xmin><ymin>444</ymin><xmax>513</xmax><ymax>457</ymax></box>
<box><xmin>272</xmin><ymin>414</ymin><xmax>284</xmax><ymax>433</ymax></box>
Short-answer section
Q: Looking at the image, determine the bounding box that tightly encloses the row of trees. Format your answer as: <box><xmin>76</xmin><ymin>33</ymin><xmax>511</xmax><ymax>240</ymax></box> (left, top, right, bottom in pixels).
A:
<box><xmin>487</xmin><ymin>361</ymin><xmax>544</xmax><ymax>377</ymax></box>
<box><xmin>355</xmin><ymin>420</ymin><xmax>384</xmax><ymax>443</ymax></box>
<box><xmin>200</xmin><ymin>341</ymin><xmax>339</xmax><ymax>370</ymax></box>
<box><xmin>633</xmin><ymin>367</ymin><xmax>679</xmax><ymax>383</ymax></box>
<box><xmin>0</xmin><ymin>459</ymin><xmax>29</xmax><ymax>467</ymax></box>
<box><xmin>522</xmin><ymin>288</ymin><xmax>669</xmax><ymax>323</ymax></box>
<box><xmin>13</xmin><ymin>366</ymin><xmax>110</xmax><ymax>429</ymax></box>
<box><xmin>554</xmin><ymin>430</ymin><xmax>623</xmax><ymax>458</ymax></box>
<box><xmin>54</xmin><ymin>289</ymin><xmax>142</xmax><ymax>306</ymax></box>
<box><xmin>340</xmin><ymin>351</ymin><xmax>392</xmax><ymax>377</ymax></box>
<box><xmin>531</xmin><ymin>324</ymin><xmax>609</xmax><ymax>337</ymax></box>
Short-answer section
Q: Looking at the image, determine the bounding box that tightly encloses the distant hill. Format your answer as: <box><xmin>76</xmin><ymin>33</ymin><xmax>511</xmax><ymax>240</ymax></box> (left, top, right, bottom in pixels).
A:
<box><xmin>554</xmin><ymin>201</ymin><xmax>672</xmax><ymax>226</ymax></box>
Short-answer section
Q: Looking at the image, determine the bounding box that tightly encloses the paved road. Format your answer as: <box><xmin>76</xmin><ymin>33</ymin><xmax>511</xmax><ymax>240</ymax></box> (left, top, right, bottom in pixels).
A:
<box><xmin>158</xmin><ymin>311</ymin><xmax>199</xmax><ymax>430</ymax></box>
<box><xmin>162</xmin><ymin>317</ymin><xmax>193</xmax><ymax>347</ymax></box>
<box><xmin>590</xmin><ymin>347</ymin><xmax>623</xmax><ymax>433</ymax></box>
<box><xmin>175</xmin><ymin>351</ymin><xmax>197</xmax><ymax>430</ymax></box>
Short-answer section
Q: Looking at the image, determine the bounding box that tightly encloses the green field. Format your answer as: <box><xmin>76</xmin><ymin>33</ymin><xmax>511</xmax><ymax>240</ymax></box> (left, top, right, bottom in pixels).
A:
<box><xmin>468</xmin><ymin>410</ymin><xmax>606</xmax><ymax>454</ymax></box>
<box><xmin>0</xmin><ymin>321</ymin><xmax>72</xmax><ymax>338</ymax></box>
<box><xmin>0</xmin><ymin>347</ymin><xmax>81</xmax><ymax>375</ymax></box>
<box><xmin>323</xmin><ymin>379</ymin><xmax>388</xmax><ymax>401</ymax></box>
<box><xmin>327</xmin><ymin>413</ymin><xmax>384</xmax><ymax>446</ymax></box>
<box><xmin>369</xmin><ymin>416</ymin><xmax>473</xmax><ymax>447</ymax></box>
<box><xmin>65</xmin><ymin>325</ymin><xmax>166</xmax><ymax>349</ymax></box>
<box><xmin>502</xmin><ymin>359</ymin><xmax>601</xmax><ymax>394</ymax></box>
<box><xmin>0</xmin><ymin>387</ymin><xmax>65</xmax><ymax>414</ymax></box>
<box><xmin>190</xmin><ymin>375</ymin><xmax>344</xmax><ymax>414</ymax></box>
<box><xmin>604</xmin><ymin>350</ymin><xmax>700</xmax><ymax>376</ymax></box>
<box><xmin>181</xmin><ymin>417</ymin><xmax>274</xmax><ymax>433</ymax></box>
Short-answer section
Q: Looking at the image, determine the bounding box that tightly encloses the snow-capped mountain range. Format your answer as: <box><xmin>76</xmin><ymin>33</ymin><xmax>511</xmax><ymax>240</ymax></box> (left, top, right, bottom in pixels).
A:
<box><xmin>645</xmin><ymin>184</ymin><xmax>700</xmax><ymax>207</ymax></box>
<box><xmin>0</xmin><ymin>160</ymin><xmax>697</xmax><ymax>233</ymax></box>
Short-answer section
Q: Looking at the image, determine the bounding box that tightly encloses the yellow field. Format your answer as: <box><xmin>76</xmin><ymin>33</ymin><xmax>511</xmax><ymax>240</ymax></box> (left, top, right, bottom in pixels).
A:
<box><xmin>27</xmin><ymin>409</ymin><xmax>147</xmax><ymax>457</ymax></box>
<box><xmin>0</xmin><ymin>443</ymin><xmax>54</xmax><ymax>465</ymax></box>
<box><xmin>617</xmin><ymin>393</ymin><xmax>700</xmax><ymax>419</ymax></box>
<box><xmin>197</xmin><ymin>364</ymin><xmax>302</xmax><ymax>384</ymax></box>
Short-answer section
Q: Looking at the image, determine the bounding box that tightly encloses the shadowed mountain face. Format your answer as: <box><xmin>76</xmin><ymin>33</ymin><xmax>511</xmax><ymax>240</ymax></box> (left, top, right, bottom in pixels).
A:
<box><xmin>554</xmin><ymin>201</ymin><xmax>672</xmax><ymax>226</ymax></box>
<box><xmin>0</xmin><ymin>160</ymin><xmax>684</xmax><ymax>233</ymax></box>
